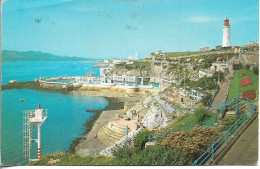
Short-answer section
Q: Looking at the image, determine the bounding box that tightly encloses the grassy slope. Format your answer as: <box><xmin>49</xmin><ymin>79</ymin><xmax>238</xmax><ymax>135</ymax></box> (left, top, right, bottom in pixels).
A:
<box><xmin>228</xmin><ymin>69</ymin><xmax>259</xmax><ymax>100</ymax></box>
<box><xmin>30</xmin><ymin>153</ymin><xmax>118</xmax><ymax>166</ymax></box>
<box><xmin>162</xmin><ymin>108</ymin><xmax>218</xmax><ymax>132</ymax></box>
<box><xmin>164</xmin><ymin>51</ymin><xmax>202</xmax><ymax>57</ymax></box>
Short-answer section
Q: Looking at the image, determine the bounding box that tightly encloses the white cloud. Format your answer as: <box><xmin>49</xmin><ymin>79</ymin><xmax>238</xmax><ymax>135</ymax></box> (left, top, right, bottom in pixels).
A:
<box><xmin>186</xmin><ymin>16</ymin><xmax>220</xmax><ymax>23</ymax></box>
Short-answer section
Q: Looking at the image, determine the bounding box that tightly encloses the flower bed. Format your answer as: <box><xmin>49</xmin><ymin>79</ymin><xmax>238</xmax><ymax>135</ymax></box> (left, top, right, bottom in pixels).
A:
<box><xmin>241</xmin><ymin>72</ymin><xmax>247</xmax><ymax>76</ymax></box>
<box><xmin>242</xmin><ymin>89</ymin><xmax>257</xmax><ymax>100</ymax></box>
<box><xmin>241</xmin><ymin>77</ymin><xmax>253</xmax><ymax>87</ymax></box>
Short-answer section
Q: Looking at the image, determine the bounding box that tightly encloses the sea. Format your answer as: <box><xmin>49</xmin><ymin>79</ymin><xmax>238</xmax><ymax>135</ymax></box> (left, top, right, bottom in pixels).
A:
<box><xmin>1</xmin><ymin>61</ymin><xmax>108</xmax><ymax>166</ymax></box>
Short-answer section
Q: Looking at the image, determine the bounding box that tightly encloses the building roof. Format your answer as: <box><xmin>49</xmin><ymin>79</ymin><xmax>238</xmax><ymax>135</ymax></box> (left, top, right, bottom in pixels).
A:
<box><xmin>191</xmin><ymin>87</ymin><xmax>210</xmax><ymax>95</ymax></box>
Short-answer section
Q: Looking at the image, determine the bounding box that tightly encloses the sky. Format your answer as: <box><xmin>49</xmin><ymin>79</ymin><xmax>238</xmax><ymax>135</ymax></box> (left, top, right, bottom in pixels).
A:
<box><xmin>2</xmin><ymin>0</ymin><xmax>259</xmax><ymax>59</ymax></box>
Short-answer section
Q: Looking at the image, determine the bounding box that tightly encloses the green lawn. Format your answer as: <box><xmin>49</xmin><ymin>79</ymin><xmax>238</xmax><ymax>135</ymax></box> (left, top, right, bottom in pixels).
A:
<box><xmin>228</xmin><ymin>69</ymin><xmax>259</xmax><ymax>100</ymax></box>
<box><xmin>164</xmin><ymin>51</ymin><xmax>202</xmax><ymax>57</ymax></box>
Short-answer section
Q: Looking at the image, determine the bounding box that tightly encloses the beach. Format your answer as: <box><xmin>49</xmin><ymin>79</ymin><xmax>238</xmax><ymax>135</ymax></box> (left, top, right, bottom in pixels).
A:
<box><xmin>69</xmin><ymin>89</ymin><xmax>149</xmax><ymax>156</ymax></box>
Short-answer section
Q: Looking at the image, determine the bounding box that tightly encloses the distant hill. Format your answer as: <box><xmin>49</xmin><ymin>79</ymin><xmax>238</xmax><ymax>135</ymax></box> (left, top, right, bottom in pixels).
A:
<box><xmin>1</xmin><ymin>50</ymin><xmax>98</xmax><ymax>62</ymax></box>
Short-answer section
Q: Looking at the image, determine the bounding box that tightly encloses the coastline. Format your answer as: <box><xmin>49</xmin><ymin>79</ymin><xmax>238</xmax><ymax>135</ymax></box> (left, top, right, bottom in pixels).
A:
<box><xmin>69</xmin><ymin>89</ymin><xmax>149</xmax><ymax>156</ymax></box>
<box><xmin>67</xmin><ymin>92</ymin><xmax>125</xmax><ymax>154</ymax></box>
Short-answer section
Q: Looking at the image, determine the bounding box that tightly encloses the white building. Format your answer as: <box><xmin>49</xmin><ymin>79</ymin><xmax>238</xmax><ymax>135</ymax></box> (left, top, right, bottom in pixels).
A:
<box><xmin>75</xmin><ymin>73</ymin><xmax>101</xmax><ymax>85</ymax></box>
<box><xmin>199</xmin><ymin>69</ymin><xmax>214</xmax><ymax>78</ymax></box>
<box><xmin>222</xmin><ymin>18</ymin><xmax>231</xmax><ymax>47</ymax></box>
<box><xmin>200</xmin><ymin>47</ymin><xmax>209</xmax><ymax>52</ymax></box>
<box><xmin>212</xmin><ymin>61</ymin><xmax>233</xmax><ymax>74</ymax></box>
<box><xmin>100</xmin><ymin>67</ymin><xmax>112</xmax><ymax>77</ymax></box>
<box><xmin>112</xmin><ymin>74</ymin><xmax>137</xmax><ymax>86</ymax></box>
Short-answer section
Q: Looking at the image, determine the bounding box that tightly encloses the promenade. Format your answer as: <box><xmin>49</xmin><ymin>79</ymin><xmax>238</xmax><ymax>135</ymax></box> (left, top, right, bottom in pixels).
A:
<box><xmin>217</xmin><ymin>116</ymin><xmax>258</xmax><ymax>165</ymax></box>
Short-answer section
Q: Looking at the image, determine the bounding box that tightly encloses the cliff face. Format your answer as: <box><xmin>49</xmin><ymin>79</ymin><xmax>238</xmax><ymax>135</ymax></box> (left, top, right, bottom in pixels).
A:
<box><xmin>109</xmin><ymin>68</ymin><xmax>150</xmax><ymax>77</ymax></box>
<box><xmin>108</xmin><ymin>62</ymin><xmax>151</xmax><ymax>77</ymax></box>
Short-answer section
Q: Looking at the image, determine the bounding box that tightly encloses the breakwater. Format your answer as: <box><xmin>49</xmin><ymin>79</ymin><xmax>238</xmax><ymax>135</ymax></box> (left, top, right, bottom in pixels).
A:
<box><xmin>79</xmin><ymin>85</ymin><xmax>154</xmax><ymax>94</ymax></box>
<box><xmin>1</xmin><ymin>80</ymin><xmax>76</xmax><ymax>93</ymax></box>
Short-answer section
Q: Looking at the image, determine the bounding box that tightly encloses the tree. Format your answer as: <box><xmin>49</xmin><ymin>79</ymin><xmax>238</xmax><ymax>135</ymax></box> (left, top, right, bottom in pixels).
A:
<box><xmin>233</xmin><ymin>63</ymin><xmax>243</xmax><ymax>70</ymax></box>
<box><xmin>245</xmin><ymin>64</ymin><xmax>250</xmax><ymax>70</ymax></box>
<box><xmin>134</xmin><ymin>130</ymin><xmax>151</xmax><ymax>153</ymax></box>
<box><xmin>253</xmin><ymin>67</ymin><xmax>259</xmax><ymax>75</ymax></box>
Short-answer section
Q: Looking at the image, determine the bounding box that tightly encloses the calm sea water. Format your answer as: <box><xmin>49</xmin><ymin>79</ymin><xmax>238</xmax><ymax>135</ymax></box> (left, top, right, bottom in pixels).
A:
<box><xmin>1</xmin><ymin>61</ymin><xmax>100</xmax><ymax>85</ymax></box>
<box><xmin>1</xmin><ymin>61</ymin><xmax>107</xmax><ymax>166</ymax></box>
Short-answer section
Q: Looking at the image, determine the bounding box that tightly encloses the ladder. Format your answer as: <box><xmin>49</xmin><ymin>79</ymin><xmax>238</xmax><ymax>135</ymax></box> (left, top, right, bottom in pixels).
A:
<box><xmin>23</xmin><ymin>110</ymin><xmax>34</xmax><ymax>159</ymax></box>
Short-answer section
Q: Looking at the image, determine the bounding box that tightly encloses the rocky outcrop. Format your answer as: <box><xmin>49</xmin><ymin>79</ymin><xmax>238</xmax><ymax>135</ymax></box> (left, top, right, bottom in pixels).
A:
<box><xmin>141</xmin><ymin>105</ymin><xmax>168</xmax><ymax>128</ymax></box>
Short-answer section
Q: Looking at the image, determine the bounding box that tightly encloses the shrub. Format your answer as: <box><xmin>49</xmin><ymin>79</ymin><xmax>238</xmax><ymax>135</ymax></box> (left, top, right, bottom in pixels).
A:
<box><xmin>194</xmin><ymin>107</ymin><xmax>214</xmax><ymax>123</ymax></box>
<box><xmin>133</xmin><ymin>130</ymin><xmax>151</xmax><ymax>153</ymax></box>
<box><xmin>253</xmin><ymin>67</ymin><xmax>259</xmax><ymax>75</ymax></box>
<box><xmin>220</xmin><ymin>116</ymin><xmax>237</xmax><ymax>131</ymax></box>
<box><xmin>233</xmin><ymin>63</ymin><xmax>243</xmax><ymax>70</ymax></box>
<box><xmin>112</xmin><ymin>145</ymin><xmax>134</xmax><ymax>160</ymax></box>
<box><xmin>199</xmin><ymin>94</ymin><xmax>212</xmax><ymax>106</ymax></box>
<box><xmin>245</xmin><ymin>64</ymin><xmax>250</xmax><ymax>70</ymax></box>
<box><xmin>160</xmin><ymin>126</ymin><xmax>220</xmax><ymax>161</ymax></box>
<box><xmin>121</xmin><ymin>145</ymin><xmax>191</xmax><ymax>165</ymax></box>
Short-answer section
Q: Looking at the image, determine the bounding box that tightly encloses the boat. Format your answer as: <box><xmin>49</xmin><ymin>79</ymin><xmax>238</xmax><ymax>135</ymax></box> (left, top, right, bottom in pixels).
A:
<box><xmin>20</xmin><ymin>99</ymin><xmax>26</xmax><ymax>102</ymax></box>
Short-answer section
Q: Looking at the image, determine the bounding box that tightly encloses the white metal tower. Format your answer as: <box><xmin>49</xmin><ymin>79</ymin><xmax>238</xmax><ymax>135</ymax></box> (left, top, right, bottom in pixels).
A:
<box><xmin>23</xmin><ymin>104</ymin><xmax>48</xmax><ymax>162</ymax></box>
<box><xmin>222</xmin><ymin>17</ymin><xmax>231</xmax><ymax>47</ymax></box>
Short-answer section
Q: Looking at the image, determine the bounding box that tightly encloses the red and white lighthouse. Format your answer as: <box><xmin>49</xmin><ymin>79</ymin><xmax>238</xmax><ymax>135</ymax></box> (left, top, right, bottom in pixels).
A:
<box><xmin>222</xmin><ymin>17</ymin><xmax>231</xmax><ymax>47</ymax></box>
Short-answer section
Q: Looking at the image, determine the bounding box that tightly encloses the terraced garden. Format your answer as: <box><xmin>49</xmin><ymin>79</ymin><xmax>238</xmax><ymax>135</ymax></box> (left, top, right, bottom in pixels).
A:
<box><xmin>228</xmin><ymin>69</ymin><xmax>259</xmax><ymax>100</ymax></box>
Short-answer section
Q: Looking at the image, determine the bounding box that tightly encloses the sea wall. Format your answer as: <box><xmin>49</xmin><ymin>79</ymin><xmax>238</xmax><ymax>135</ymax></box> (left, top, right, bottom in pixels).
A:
<box><xmin>40</xmin><ymin>81</ymin><xmax>66</xmax><ymax>90</ymax></box>
<box><xmin>79</xmin><ymin>85</ymin><xmax>154</xmax><ymax>93</ymax></box>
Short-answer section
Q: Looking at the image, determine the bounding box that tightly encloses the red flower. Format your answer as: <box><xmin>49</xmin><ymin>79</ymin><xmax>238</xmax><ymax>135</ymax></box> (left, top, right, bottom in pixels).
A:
<box><xmin>241</xmin><ymin>72</ymin><xmax>247</xmax><ymax>76</ymax></box>
<box><xmin>242</xmin><ymin>89</ymin><xmax>257</xmax><ymax>100</ymax></box>
<box><xmin>241</xmin><ymin>77</ymin><xmax>253</xmax><ymax>87</ymax></box>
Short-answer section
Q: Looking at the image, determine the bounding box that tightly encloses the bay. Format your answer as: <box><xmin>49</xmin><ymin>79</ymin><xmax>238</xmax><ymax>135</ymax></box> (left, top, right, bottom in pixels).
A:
<box><xmin>1</xmin><ymin>61</ymin><xmax>107</xmax><ymax>166</ymax></box>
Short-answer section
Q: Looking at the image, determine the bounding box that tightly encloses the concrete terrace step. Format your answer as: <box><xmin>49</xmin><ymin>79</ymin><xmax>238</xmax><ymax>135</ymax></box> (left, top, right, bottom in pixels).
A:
<box><xmin>102</xmin><ymin>126</ymin><xmax>125</xmax><ymax>139</ymax></box>
<box><xmin>97</xmin><ymin>124</ymin><xmax>126</xmax><ymax>146</ymax></box>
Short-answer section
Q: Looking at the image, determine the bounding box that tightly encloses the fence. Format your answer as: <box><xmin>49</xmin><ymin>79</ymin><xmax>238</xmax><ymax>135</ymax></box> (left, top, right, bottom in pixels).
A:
<box><xmin>193</xmin><ymin>97</ymin><xmax>255</xmax><ymax>165</ymax></box>
<box><xmin>219</xmin><ymin>95</ymin><xmax>242</xmax><ymax>115</ymax></box>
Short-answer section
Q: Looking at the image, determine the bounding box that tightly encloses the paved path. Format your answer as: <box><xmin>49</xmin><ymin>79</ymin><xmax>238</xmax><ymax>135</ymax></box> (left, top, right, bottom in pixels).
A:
<box><xmin>211</xmin><ymin>78</ymin><xmax>231</xmax><ymax>110</ymax></box>
<box><xmin>217</xmin><ymin>116</ymin><xmax>258</xmax><ymax>165</ymax></box>
<box><xmin>75</xmin><ymin>109</ymin><xmax>125</xmax><ymax>156</ymax></box>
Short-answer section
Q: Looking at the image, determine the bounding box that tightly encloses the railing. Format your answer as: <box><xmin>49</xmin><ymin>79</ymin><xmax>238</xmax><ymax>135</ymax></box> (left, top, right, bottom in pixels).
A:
<box><xmin>219</xmin><ymin>95</ymin><xmax>242</xmax><ymax>115</ymax></box>
<box><xmin>151</xmin><ymin>96</ymin><xmax>168</xmax><ymax>115</ymax></box>
<box><xmin>148</xmin><ymin>117</ymin><xmax>217</xmax><ymax>143</ymax></box>
<box><xmin>193</xmin><ymin>98</ymin><xmax>255</xmax><ymax>165</ymax></box>
<box><xmin>207</xmin><ymin>86</ymin><xmax>219</xmax><ymax>108</ymax></box>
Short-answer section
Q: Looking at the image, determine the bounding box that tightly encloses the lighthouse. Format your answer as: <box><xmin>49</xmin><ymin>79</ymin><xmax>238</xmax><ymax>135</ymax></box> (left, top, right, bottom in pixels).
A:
<box><xmin>23</xmin><ymin>104</ymin><xmax>48</xmax><ymax>162</ymax></box>
<box><xmin>222</xmin><ymin>17</ymin><xmax>231</xmax><ymax>47</ymax></box>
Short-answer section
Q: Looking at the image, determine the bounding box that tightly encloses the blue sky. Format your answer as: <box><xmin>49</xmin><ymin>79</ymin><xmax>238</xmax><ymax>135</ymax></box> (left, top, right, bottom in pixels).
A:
<box><xmin>2</xmin><ymin>0</ymin><xmax>259</xmax><ymax>59</ymax></box>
